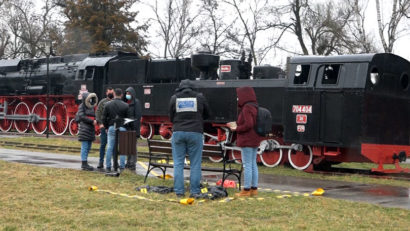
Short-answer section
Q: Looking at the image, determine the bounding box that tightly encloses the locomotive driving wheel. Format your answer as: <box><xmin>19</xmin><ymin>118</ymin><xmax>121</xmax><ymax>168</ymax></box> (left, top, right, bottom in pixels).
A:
<box><xmin>259</xmin><ymin>139</ymin><xmax>283</xmax><ymax>167</ymax></box>
<box><xmin>205</xmin><ymin>138</ymin><xmax>223</xmax><ymax>163</ymax></box>
<box><xmin>14</xmin><ymin>102</ymin><xmax>31</xmax><ymax>133</ymax></box>
<box><xmin>50</xmin><ymin>102</ymin><xmax>68</xmax><ymax>135</ymax></box>
<box><xmin>0</xmin><ymin>107</ymin><xmax>14</xmax><ymax>132</ymax></box>
<box><xmin>230</xmin><ymin>149</ymin><xmax>242</xmax><ymax>164</ymax></box>
<box><xmin>69</xmin><ymin>118</ymin><xmax>79</xmax><ymax>136</ymax></box>
<box><xmin>287</xmin><ymin>145</ymin><xmax>313</xmax><ymax>170</ymax></box>
<box><xmin>140</xmin><ymin>123</ymin><xmax>153</xmax><ymax>139</ymax></box>
<box><xmin>31</xmin><ymin>102</ymin><xmax>48</xmax><ymax>134</ymax></box>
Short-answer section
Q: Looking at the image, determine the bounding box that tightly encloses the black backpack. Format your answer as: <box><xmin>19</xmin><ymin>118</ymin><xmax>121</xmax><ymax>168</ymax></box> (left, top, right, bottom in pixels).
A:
<box><xmin>246</xmin><ymin>103</ymin><xmax>272</xmax><ymax>136</ymax></box>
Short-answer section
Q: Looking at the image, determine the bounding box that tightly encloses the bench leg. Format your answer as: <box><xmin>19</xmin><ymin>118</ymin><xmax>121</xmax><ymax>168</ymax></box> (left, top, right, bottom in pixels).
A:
<box><xmin>144</xmin><ymin>168</ymin><xmax>151</xmax><ymax>183</ymax></box>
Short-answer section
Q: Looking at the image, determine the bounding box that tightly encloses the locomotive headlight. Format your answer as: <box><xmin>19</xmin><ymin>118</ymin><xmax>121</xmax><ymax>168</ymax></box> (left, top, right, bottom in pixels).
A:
<box><xmin>370</xmin><ymin>72</ymin><xmax>379</xmax><ymax>85</ymax></box>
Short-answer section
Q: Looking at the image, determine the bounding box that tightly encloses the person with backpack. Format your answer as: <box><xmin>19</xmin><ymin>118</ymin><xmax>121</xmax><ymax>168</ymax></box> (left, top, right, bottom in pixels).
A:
<box><xmin>76</xmin><ymin>92</ymin><xmax>98</xmax><ymax>171</ymax></box>
<box><xmin>227</xmin><ymin>86</ymin><xmax>261</xmax><ymax>197</ymax></box>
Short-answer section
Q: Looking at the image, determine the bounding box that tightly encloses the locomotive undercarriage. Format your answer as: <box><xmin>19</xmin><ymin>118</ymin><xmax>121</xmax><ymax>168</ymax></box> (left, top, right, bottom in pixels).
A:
<box><xmin>139</xmin><ymin>119</ymin><xmax>410</xmax><ymax>173</ymax></box>
<box><xmin>0</xmin><ymin>95</ymin><xmax>81</xmax><ymax>136</ymax></box>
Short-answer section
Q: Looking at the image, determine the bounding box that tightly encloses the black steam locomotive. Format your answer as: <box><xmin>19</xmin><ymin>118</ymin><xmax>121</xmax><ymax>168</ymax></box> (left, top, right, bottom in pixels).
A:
<box><xmin>0</xmin><ymin>51</ymin><xmax>409</xmax><ymax>173</ymax></box>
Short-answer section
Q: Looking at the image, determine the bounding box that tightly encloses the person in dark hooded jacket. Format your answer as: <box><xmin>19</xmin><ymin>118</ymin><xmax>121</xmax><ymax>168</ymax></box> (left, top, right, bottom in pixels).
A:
<box><xmin>76</xmin><ymin>92</ymin><xmax>98</xmax><ymax>171</ymax></box>
<box><xmin>124</xmin><ymin>86</ymin><xmax>142</xmax><ymax>171</ymax></box>
<box><xmin>227</xmin><ymin>86</ymin><xmax>261</xmax><ymax>197</ymax></box>
<box><xmin>168</xmin><ymin>79</ymin><xmax>211</xmax><ymax>198</ymax></box>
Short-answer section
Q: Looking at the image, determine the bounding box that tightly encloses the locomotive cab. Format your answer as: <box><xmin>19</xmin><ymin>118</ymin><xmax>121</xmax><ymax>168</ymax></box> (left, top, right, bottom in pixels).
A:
<box><xmin>284</xmin><ymin>53</ymin><xmax>410</xmax><ymax>170</ymax></box>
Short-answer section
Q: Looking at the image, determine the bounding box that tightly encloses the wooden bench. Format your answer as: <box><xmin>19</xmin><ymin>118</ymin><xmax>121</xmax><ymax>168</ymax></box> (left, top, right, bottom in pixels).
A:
<box><xmin>144</xmin><ymin>139</ymin><xmax>242</xmax><ymax>188</ymax></box>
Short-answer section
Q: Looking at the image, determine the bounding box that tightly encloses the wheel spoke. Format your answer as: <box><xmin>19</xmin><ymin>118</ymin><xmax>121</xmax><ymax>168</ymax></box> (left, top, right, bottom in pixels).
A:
<box><xmin>31</xmin><ymin>102</ymin><xmax>47</xmax><ymax>134</ymax></box>
<box><xmin>50</xmin><ymin>102</ymin><xmax>68</xmax><ymax>135</ymax></box>
<box><xmin>14</xmin><ymin>102</ymin><xmax>30</xmax><ymax>133</ymax></box>
<box><xmin>259</xmin><ymin>139</ymin><xmax>283</xmax><ymax>167</ymax></box>
<box><xmin>69</xmin><ymin>119</ymin><xmax>79</xmax><ymax>136</ymax></box>
<box><xmin>287</xmin><ymin>145</ymin><xmax>313</xmax><ymax>170</ymax></box>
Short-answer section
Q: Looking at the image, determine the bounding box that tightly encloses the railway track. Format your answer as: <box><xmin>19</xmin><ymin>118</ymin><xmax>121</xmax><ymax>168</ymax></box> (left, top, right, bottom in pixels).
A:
<box><xmin>0</xmin><ymin>131</ymin><xmax>77</xmax><ymax>140</ymax></box>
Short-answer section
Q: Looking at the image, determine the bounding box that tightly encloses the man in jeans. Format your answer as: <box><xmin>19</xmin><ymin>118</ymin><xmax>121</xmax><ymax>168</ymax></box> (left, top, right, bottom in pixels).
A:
<box><xmin>102</xmin><ymin>88</ymin><xmax>130</xmax><ymax>172</ymax></box>
<box><xmin>168</xmin><ymin>80</ymin><xmax>211</xmax><ymax>197</ymax></box>
<box><xmin>95</xmin><ymin>87</ymin><xmax>114</xmax><ymax>169</ymax></box>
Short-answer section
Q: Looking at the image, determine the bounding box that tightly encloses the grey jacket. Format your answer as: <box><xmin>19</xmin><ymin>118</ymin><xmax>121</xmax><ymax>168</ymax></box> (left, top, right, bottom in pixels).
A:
<box><xmin>96</xmin><ymin>97</ymin><xmax>110</xmax><ymax>124</ymax></box>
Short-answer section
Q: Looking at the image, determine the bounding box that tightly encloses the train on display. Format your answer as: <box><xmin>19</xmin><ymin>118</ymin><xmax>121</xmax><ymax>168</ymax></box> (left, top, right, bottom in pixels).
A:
<box><xmin>0</xmin><ymin>50</ymin><xmax>409</xmax><ymax>173</ymax></box>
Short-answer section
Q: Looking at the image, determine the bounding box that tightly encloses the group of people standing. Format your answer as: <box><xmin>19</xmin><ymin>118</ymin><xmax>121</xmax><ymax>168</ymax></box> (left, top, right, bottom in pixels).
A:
<box><xmin>77</xmin><ymin>87</ymin><xmax>141</xmax><ymax>172</ymax></box>
<box><xmin>77</xmin><ymin>80</ymin><xmax>261</xmax><ymax>198</ymax></box>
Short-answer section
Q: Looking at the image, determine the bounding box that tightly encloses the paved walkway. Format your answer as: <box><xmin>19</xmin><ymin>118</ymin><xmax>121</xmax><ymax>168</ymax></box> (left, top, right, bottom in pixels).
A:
<box><xmin>0</xmin><ymin>148</ymin><xmax>409</xmax><ymax>209</ymax></box>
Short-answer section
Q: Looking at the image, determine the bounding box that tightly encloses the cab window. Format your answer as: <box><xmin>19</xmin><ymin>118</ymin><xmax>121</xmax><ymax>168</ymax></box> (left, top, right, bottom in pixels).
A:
<box><xmin>321</xmin><ymin>64</ymin><xmax>340</xmax><ymax>85</ymax></box>
<box><xmin>293</xmin><ymin>64</ymin><xmax>310</xmax><ymax>84</ymax></box>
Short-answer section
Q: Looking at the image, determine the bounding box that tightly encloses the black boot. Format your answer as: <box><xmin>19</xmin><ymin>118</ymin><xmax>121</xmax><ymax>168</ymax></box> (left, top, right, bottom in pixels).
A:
<box><xmin>81</xmin><ymin>161</ymin><xmax>94</xmax><ymax>171</ymax></box>
<box><xmin>97</xmin><ymin>161</ymin><xmax>104</xmax><ymax>169</ymax></box>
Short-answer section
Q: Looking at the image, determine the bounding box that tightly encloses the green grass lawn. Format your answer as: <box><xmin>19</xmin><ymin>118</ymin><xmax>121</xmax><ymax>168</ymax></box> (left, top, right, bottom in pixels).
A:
<box><xmin>0</xmin><ymin>160</ymin><xmax>409</xmax><ymax>231</ymax></box>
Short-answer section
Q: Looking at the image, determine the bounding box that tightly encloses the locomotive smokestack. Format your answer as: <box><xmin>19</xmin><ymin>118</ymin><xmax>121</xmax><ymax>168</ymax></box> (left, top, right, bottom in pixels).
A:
<box><xmin>191</xmin><ymin>51</ymin><xmax>220</xmax><ymax>80</ymax></box>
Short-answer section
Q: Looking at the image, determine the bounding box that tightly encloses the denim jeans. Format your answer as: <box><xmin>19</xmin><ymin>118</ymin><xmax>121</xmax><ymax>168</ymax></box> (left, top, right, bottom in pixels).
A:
<box><xmin>241</xmin><ymin>147</ymin><xmax>258</xmax><ymax>189</ymax></box>
<box><xmin>171</xmin><ymin>131</ymin><xmax>203</xmax><ymax>195</ymax></box>
<box><xmin>80</xmin><ymin>141</ymin><xmax>92</xmax><ymax>161</ymax></box>
<box><xmin>106</xmin><ymin>126</ymin><xmax>126</xmax><ymax>169</ymax></box>
<box><xmin>99</xmin><ymin>127</ymin><xmax>107</xmax><ymax>163</ymax></box>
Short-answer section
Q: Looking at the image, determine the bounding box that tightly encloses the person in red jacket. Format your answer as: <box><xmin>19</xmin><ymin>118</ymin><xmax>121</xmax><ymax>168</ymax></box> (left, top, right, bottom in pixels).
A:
<box><xmin>227</xmin><ymin>86</ymin><xmax>261</xmax><ymax>197</ymax></box>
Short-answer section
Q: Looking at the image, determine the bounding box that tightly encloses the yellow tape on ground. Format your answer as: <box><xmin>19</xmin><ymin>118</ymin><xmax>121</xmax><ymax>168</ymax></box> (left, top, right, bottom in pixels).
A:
<box><xmin>88</xmin><ymin>185</ymin><xmax>316</xmax><ymax>205</ymax></box>
<box><xmin>137</xmin><ymin>161</ymin><xmax>160</xmax><ymax>177</ymax></box>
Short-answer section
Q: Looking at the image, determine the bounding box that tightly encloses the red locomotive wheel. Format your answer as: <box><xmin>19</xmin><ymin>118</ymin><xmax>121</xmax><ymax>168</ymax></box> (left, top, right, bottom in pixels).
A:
<box><xmin>0</xmin><ymin>107</ymin><xmax>14</xmax><ymax>132</ymax></box>
<box><xmin>159</xmin><ymin>124</ymin><xmax>172</xmax><ymax>140</ymax></box>
<box><xmin>205</xmin><ymin>138</ymin><xmax>223</xmax><ymax>163</ymax></box>
<box><xmin>50</xmin><ymin>102</ymin><xmax>68</xmax><ymax>135</ymax></box>
<box><xmin>259</xmin><ymin>139</ymin><xmax>283</xmax><ymax>168</ymax></box>
<box><xmin>287</xmin><ymin>145</ymin><xmax>313</xmax><ymax>170</ymax></box>
<box><xmin>31</xmin><ymin>102</ymin><xmax>48</xmax><ymax>134</ymax></box>
<box><xmin>140</xmin><ymin>123</ymin><xmax>153</xmax><ymax>140</ymax></box>
<box><xmin>230</xmin><ymin>149</ymin><xmax>242</xmax><ymax>164</ymax></box>
<box><xmin>14</xmin><ymin>102</ymin><xmax>31</xmax><ymax>133</ymax></box>
<box><xmin>69</xmin><ymin>119</ymin><xmax>79</xmax><ymax>136</ymax></box>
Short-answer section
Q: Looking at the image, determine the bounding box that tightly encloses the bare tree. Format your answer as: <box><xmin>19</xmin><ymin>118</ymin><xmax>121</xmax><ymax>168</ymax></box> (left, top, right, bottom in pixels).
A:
<box><xmin>282</xmin><ymin>0</ymin><xmax>357</xmax><ymax>56</ymax></box>
<box><xmin>2</xmin><ymin>0</ymin><xmax>60</xmax><ymax>58</ymax></box>
<box><xmin>198</xmin><ymin>0</ymin><xmax>238</xmax><ymax>56</ymax></box>
<box><xmin>376</xmin><ymin>0</ymin><xmax>410</xmax><ymax>53</ymax></box>
<box><xmin>345</xmin><ymin>0</ymin><xmax>377</xmax><ymax>53</ymax></box>
<box><xmin>0</xmin><ymin>25</ymin><xmax>10</xmax><ymax>58</ymax></box>
<box><xmin>224</xmin><ymin>0</ymin><xmax>283</xmax><ymax>65</ymax></box>
<box><xmin>148</xmin><ymin>0</ymin><xmax>201</xmax><ymax>58</ymax></box>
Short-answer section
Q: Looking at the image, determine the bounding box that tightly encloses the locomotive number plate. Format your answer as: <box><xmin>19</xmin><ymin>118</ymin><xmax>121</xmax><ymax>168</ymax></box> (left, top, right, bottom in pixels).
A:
<box><xmin>292</xmin><ymin>105</ymin><xmax>312</xmax><ymax>114</ymax></box>
<box><xmin>144</xmin><ymin>88</ymin><xmax>151</xmax><ymax>95</ymax></box>
<box><xmin>296</xmin><ymin>114</ymin><xmax>307</xmax><ymax>124</ymax></box>
<box><xmin>220</xmin><ymin>65</ymin><xmax>231</xmax><ymax>72</ymax></box>
<box><xmin>297</xmin><ymin>125</ymin><xmax>305</xmax><ymax>132</ymax></box>
<box><xmin>144</xmin><ymin>102</ymin><xmax>150</xmax><ymax>109</ymax></box>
